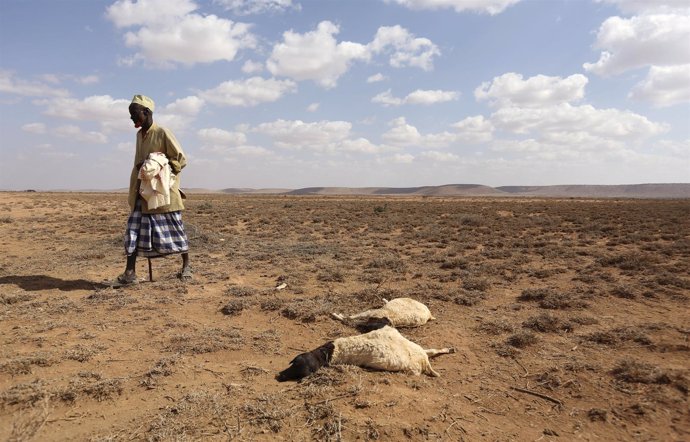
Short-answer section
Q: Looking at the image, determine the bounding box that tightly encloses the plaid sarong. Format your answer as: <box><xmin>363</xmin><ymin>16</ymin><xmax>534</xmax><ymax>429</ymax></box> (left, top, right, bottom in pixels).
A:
<box><xmin>124</xmin><ymin>199</ymin><xmax>189</xmax><ymax>257</ymax></box>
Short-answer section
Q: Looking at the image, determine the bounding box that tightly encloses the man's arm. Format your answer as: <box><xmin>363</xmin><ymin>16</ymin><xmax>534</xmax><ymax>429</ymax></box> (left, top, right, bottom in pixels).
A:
<box><xmin>164</xmin><ymin>129</ymin><xmax>186</xmax><ymax>174</ymax></box>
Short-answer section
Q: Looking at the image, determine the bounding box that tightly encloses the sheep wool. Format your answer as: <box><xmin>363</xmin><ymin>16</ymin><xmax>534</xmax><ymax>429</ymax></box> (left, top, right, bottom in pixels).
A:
<box><xmin>335</xmin><ymin>297</ymin><xmax>435</xmax><ymax>328</ymax></box>
<box><xmin>331</xmin><ymin>326</ymin><xmax>441</xmax><ymax>376</ymax></box>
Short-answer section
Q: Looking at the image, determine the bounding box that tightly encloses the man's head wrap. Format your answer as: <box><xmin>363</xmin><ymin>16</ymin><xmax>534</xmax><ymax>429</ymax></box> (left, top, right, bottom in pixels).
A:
<box><xmin>131</xmin><ymin>95</ymin><xmax>155</xmax><ymax>112</ymax></box>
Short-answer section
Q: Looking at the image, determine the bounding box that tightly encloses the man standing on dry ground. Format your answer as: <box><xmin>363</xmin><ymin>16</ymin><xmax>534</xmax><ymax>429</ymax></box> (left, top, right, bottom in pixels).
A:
<box><xmin>111</xmin><ymin>95</ymin><xmax>191</xmax><ymax>286</ymax></box>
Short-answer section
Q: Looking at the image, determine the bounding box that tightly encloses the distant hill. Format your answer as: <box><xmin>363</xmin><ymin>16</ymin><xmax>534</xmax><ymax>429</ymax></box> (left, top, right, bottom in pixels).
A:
<box><xmin>287</xmin><ymin>184</ymin><xmax>504</xmax><ymax>196</ymax></box>
<box><xmin>11</xmin><ymin>183</ymin><xmax>689</xmax><ymax>198</ymax></box>
<box><xmin>219</xmin><ymin>187</ymin><xmax>292</xmax><ymax>194</ymax></box>
<box><xmin>496</xmin><ymin>184</ymin><xmax>690</xmax><ymax>199</ymax></box>
<box><xmin>247</xmin><ymin>183</ymin><xmax>690</xmax><ymax>198</ymax></box>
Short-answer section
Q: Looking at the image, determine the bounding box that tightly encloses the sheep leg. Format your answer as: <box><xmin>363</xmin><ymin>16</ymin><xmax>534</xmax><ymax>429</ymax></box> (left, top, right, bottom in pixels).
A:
<box><xmin>331</xmin><ymin>312</ymin><xmax>346</xmax><ymax>322</ymax></box>
<box><xmin>424</xmin><ymin>347</ymin><xmax>455</xmax><ymax>358</ymax></box>
<box><xmin>346</xmin><ymin>309</ymin><xmax>382</xmax><ymax>321</ymax></box>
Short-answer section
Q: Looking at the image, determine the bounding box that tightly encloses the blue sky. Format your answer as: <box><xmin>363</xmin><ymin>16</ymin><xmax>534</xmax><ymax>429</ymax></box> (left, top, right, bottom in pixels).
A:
<box><xmin>1</xmin><ymin>0</ymin><xmax>688</xmax><ymax>190</ymax></box>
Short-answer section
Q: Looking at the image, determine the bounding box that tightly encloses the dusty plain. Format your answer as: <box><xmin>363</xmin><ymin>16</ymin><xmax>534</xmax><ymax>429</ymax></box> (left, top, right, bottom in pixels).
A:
<box><xmin>0</xmin><ymin>192</ymin><xmax>688</xmax><ymax>441</ymax></box>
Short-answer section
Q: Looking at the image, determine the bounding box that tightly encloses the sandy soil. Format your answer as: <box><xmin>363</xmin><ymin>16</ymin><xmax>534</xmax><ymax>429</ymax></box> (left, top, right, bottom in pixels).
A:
<box><xmin>0</xmin><ymin>192</ymin><xmax>688</xmax><ymax>441</ymax></box>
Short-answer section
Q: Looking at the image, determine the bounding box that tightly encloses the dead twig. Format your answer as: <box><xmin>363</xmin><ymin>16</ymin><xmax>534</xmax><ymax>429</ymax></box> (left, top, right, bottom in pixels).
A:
<box><xmin>445</xmin><ymin>418</ymin><xmax>467</xmax><ymax>436</ymax></box>
<box><xmin>203</xmin><ymin>367</ymin><xmax>226</xmax><ymax>376</ymax></box>
<box><xmin>510</xmin><ymin>386</ymin><xmax>563</xmax><ymax>408</ymax></box>
<box><xmin>512</xmin><ymin>357</ymin><xmax>529</xmax><ymax>376</ymax></box>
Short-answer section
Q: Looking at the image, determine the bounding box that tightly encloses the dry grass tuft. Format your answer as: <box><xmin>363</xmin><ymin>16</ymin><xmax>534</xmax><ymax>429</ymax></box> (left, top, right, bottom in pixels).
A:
<box><xmin>242</xmin><ymin>393</ymin><xmax>289</xmax><ymax>433</ymax></box>
<box><xmin>506</xmin><ymin>331</ymin><xmax>538</xmax><ymax>348</ymax></box>
<box><xmin>64</xmin><ymin>344</ymin><xmax>107</xmax><ymax>362</ymax></box>
<box><xmin>165</xmin><ymin>328</ymin><xmax>244</xmax><ymax>354</ymax></box>
<box><xmin>523</xmin><ymin>313</ymin><xmax>572</xmax><ymax>333</ymax></box>
<box><xmin>453</xmin><ymin>290</ymin><xmax>486</xmax><ymax>307</ymax></box>
<box><xmin>281</xmin><ymin>297</ymin><xmax>335</xmax><ymax>322</ymax></box>
<box><xmin>141</xmin><ymin>356</ymin><xmax>179</xmax><ymax>389</ymax></box>
<box><xmin>0</xmin><ymin>352</ymin><xmax>55</xmax><ymax>375</ymax></box>
<box><xmin>220</xmin><ymin>299</ymin><xmax>250</xmax><ymax>316</ymax></box>
<box><xmin>475</xmin><ymin>319</ymin><xmax>514</xmax><ymax>335</ymax></box>
<box><xmin>0</xmin><ymin>380</ymin><xmax>48</xmax><ymax>408</ymax></box>
<box><xmin>584</xmin><ymin>327</ymin><xmax>653</xmax><ymax>346</ymax></box>
<box><xmin>7</xmin><ymin>398</ymin><xmax>49</xmax><ymax>441</ymax></box>
<box><xmin>611</xmin><ymin>359</ymin><xmax>671</xmax><ymax>384</ymax></box>
<box><xmin>0</xmin><ymin>293</ymin><xmax>35</xmax><ymax>305</ymax></box>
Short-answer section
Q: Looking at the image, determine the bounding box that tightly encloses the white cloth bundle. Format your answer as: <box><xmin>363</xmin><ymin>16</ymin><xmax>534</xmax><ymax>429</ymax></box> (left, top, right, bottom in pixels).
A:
<box><xmin>138</xmin><ymin>152</ymin><xmax>174</xmax><ymax>210</ymax></box>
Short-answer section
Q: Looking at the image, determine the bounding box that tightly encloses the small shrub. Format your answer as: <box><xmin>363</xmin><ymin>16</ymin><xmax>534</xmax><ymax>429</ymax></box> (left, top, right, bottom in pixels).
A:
<box><xmin>523</xmin><ymin>313</ymin><xmax>572</xmax><ymax>333</ymax></box>
<box><xmin>225</xmin><ymin>285</ymin><xmax>258</xmax><ymax>297</ymax></box>
<box><xmin>588</xmin><ymin>408</ymin><xmax>608</xmax><ymax>422</ymax></box>
<box><xmin>462</xmin><ymin>277</ymin><xmax>490</xmax><ymax>291</ymax></box>
<box><xmin>517</xmin><ymin>288</ymin><xmax>551</xmax><ymax>302</ymax></box>
<box><xmin>506</xmin><ymin>331</ymin><xmax>538</xmax><ymax>348</ymax></box>
<box><xmin>476</xmin><ymin>320</ymin><xmax>513</xmax><ymax>335</ymax></box>
<box><xmin>221</xmin><ymin>299</ymin><xmax>249</xmax><ymax>316</ymax></box>
<box><xmin>611</xmin><ymin>359</ymin><xmax>670</xmax><ymax>384</ymax></box>
<box><xmin>454</xmin><ymin>290</ymin><xmax>485</xmax><ymax>306</ymax></box>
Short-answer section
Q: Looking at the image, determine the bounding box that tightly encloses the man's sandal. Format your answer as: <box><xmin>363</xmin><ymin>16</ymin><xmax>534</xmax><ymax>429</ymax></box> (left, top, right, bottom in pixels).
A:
<box><xmin>177</xmin><ymin>267</ymin><xmax>193</xmax><ymax>281</ymax></box>
<box><xmin>108</xmin><ymin>273</ymin><xmax>139</xmax><ymax>288</ymax></box>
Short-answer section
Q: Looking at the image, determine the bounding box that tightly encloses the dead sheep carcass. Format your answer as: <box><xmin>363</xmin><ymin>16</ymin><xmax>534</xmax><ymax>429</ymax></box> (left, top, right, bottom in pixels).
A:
<box><xmin>331</xmin><ymin>297</ymin><xmax>435</xmax><ymax>331</ymax></box>
<box><xmin>276</xmin><ymin>325</ymin><xmax>454</xmax><ymax>381</ymax></box>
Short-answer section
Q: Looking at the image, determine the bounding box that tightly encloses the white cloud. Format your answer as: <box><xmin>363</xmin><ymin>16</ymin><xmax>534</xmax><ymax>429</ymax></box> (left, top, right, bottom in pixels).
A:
<box><xmin>21</xmin><ymin>123</ymin><xmax>47</xmax><ymax>134</ymax></box>
<box><xmin>39</xmin><ymin>74</ymin><xmax>60</xmax><ymax>84</ymax></box>
<box><xmin>77</xmin><ymin>75</ymin><xmax>100</xmax><ymax>85</ymax></box>
<box><xmin>595</xmin><ymin>0</ymin><xmax>690</xmax><ymax>14</ymax></box>
<box><xmin>135</xmin><ymin>96</ymin><xmax>204</xmax><ymax>132</ymax></box>
<box><xmin>382</xmin><ymin>116</ymin><xmax>489</xmax><ymax>148</ymax></box>
<box><xmin>373</xmin><ymin>88</ymin><xmax>459</xmax><ymax>106</ymax></box>
<box><xmin>451</xmin><ymin>115</ymin><xmax>494</xmax><ymax>143</ymax></box>
<box><xmin>381</xmin><ymin>117</ymin><xmax>421</xmax><ymax>146</ymax></box>
<box><xmin>653</xmin><ymin>138</ymin><xmax>690</xmax><ymax>156</ymax></box>
<box><xmin>629</xmin><ymin>64</ymin><xmax>690</xmax><ymax>107</ymax></box>
<box><xmin>383</xmin><ymin>0</ymin><xmax>521</xmax><ymax>14</ymax></box>
<box><xmin>475</xmin><ymin>73</ymin><xmax>588</xmax><ymax>107</ymax></box>
<box><xmin>0</xmin><ymin>70</ymin><xmax>69</xmax><ymax>97</ymax></box>
<box><xmin>250</xmin><ymin>119</ymin><xmax>385</xmax><ymax>154</ymax></box>
<box><xmin>372</xmin><ymin>90</ymin><xmax>403</xmax><ymax>106</ymax></box>
<box><xmin>367</xmin><ymin>73</ymin><xmax>387</xmax><ymax>83</ymax></box>
<box><xmin>55</xmin><ymin>125</ymin><xmax>108</xmax><ymax>144</ymax></box>
<box><xmin>198</xmin><ymin>127</ymin><xmax>247</xmax><ymax>145</ymax></box>
<box><xmin>369</xmin><ymin>25</ymin><xmax>440</xmax><ymax>71</ymax></box>
<box><xmin>213</xmin><ymin>0</ymin><xmax>300</xmax><ymax>15</ymax></box>
<box><xmin>583</xmin><ymin>13</ymin><xmax>690</xmax><ymax>76</ymax></box>
<box><xmin>107</xmin><ymin>0</ymin><xmax>256</xmax><ymax>67</ymax></box>
<box><xmin>487</xmin><ymin>102</ymin><xmax>671</xmax><ymax>161</ymax></box>
<box><xmin>391</xmin><ymin>153</ymin><xmax>414</xmax><ymax>163</ymax></box>
<box><xmin>406</xmin><ymin>89</ymin><xmax>459</xmax><ymax>105</ymax></box>
<box><xmin>241</xmin><ymin>60</ymin><xmax>264</xmax><ymax>74</ymax></box>
<box><xmin>340</xmin><ymin>138</ymin><xmax>382</xmax><ymax>153</ymax></box>
<box><xmin>233</xmin><ymin>145</ymin><xmax>272</xmax><ymax>156</ymax></box>
<box><xmin>163</xmin><ymin>95</ymin><xmax>205</xmax><ymax>115</ymax></box>
<box><xmin>116</xmin><ymin>141</ymin><xmax>134</xmax><ymax>152</ymax></box>
<box><xmin>40</xmin><ymin>95</ymin><xmax>131</xmax><ymax>130</ymax></box>
<box><xmin>266</xmin><ymin>22</ymin><xmax>439</xmax><ymax>87</ymax></box>
<box><xmin>306</xmin><ymin>102</ymin><xmax>319</xmax><ymax>112</ymax></box>
<box><xmin>420</xmin><ymin>150</ymin><xmax>461</xmax><ymax>162</ymax></box>
<box><xmin>267</xmin><ymin>21</ymin><xmax>370</xmax><ymax>88</ymax></box>
<box><xmin>254</xmin><ymin>119</ymin><xmax>352</xmax><ymax>150</ymax></box>
<box><xmin>199</xmin><ymin>77</ymin><xmax>296</xmax><ymax>106</ymax></box>
<box><xmin>40</xmin><ymin>94</ymin><xmax>201</xmax><ymax>133</ymax></box>
<box><xmin>106</xmin><ymin>0</ymin><xmax>197</xmax><ymax>28</ymax></box>
<box><xmin>491</xmin><ymin>103</ymin><xmax>669</xmax><ymax>139</ymax></box>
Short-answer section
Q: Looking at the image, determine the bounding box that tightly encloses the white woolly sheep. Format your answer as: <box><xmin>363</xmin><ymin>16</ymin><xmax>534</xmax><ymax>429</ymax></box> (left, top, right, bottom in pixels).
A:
<box><xmin>276</xmin><ymin>325</ymin><xmax>454</xmax><ymax>381</ymax></box>
<box><xmin>331</xmin><ymin>297</ymin><xmax>435</xmax><ymax>330</ymax></box>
